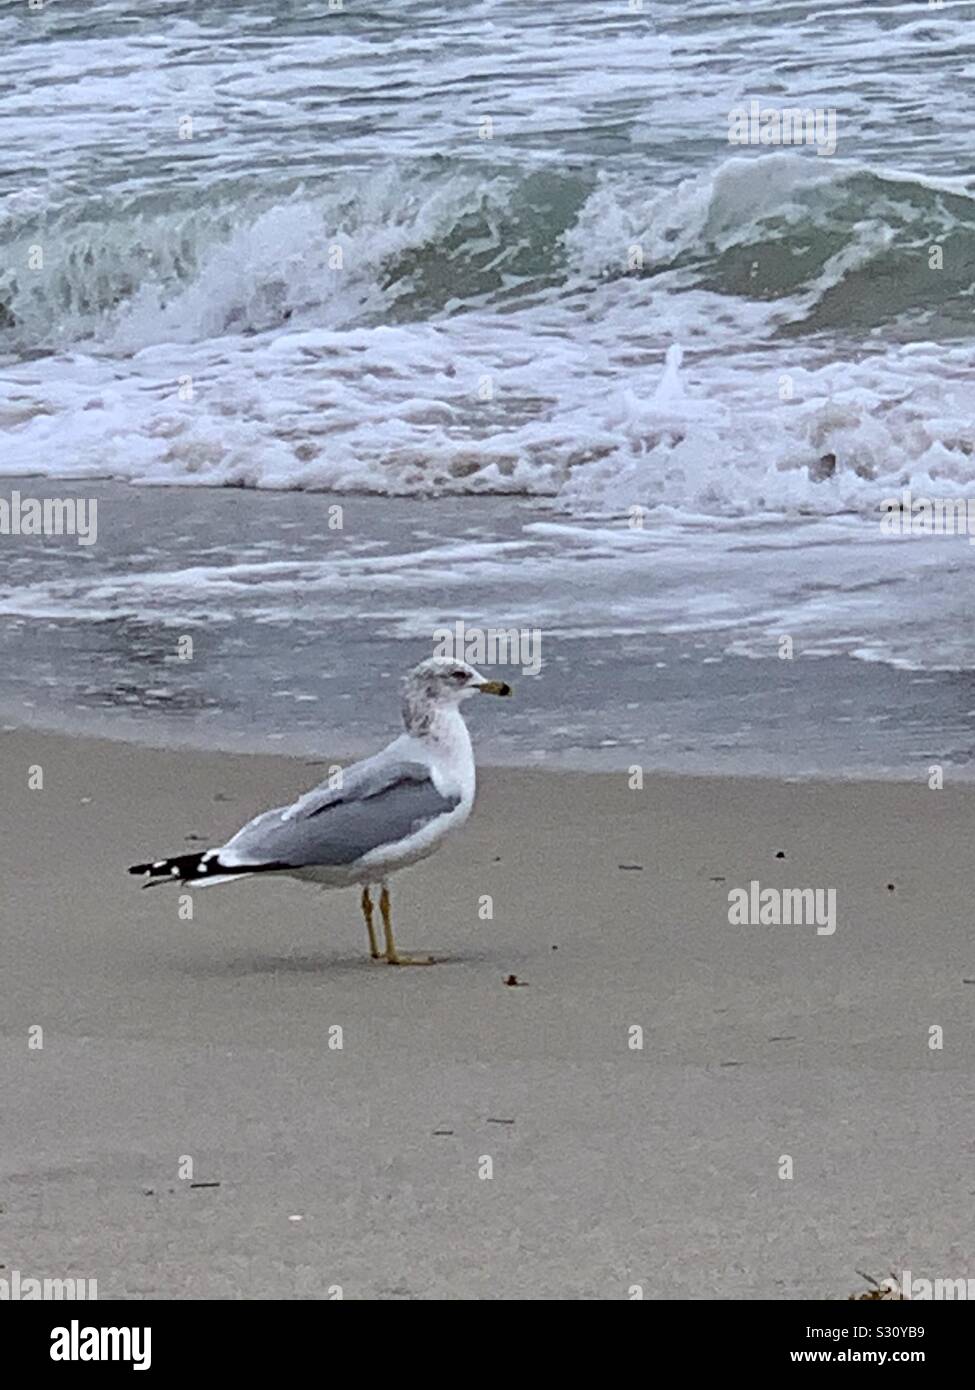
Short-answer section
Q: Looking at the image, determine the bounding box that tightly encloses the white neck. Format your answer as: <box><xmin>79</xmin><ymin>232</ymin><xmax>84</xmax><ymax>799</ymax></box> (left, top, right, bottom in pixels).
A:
<box><xmin>403</xmin><ymin>695</ymin><xmax>467</xmax><ymax>743</ymax></box>
<box><xmin>403</xmin><ymin>700</ymin><xmax>475</xmax><ymax>795</ymax></box>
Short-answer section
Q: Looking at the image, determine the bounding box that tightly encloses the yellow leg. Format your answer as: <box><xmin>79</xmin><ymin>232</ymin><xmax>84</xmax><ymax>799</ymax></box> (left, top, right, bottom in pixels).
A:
<box><xmin>361</xmin><ymin>887</ymin><xmax>380</xmax><ymax>960</ymax></box>
<box><xmin>379</xmin><ymin>884</ymin><xmax>435</xmax><ymax>966</ymax></box>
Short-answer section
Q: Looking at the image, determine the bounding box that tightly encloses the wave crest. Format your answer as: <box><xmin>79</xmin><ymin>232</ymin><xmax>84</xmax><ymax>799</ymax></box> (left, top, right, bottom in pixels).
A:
<box><xmin>564</xmin><ymin>153</ymin><xmax>975</xmax><ymax>336</ymax></box>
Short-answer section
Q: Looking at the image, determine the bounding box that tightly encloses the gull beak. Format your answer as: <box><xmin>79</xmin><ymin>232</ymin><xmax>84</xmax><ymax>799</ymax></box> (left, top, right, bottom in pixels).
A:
<box><xmin>478</xmin><ymin>679</ymin><xmax>512</xmax><ymax>697</ymax></box>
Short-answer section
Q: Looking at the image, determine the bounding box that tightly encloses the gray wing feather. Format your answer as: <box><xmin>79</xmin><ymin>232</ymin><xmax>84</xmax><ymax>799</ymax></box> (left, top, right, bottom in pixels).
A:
<box><xmin>222</xmin><ymin>758</ymin><xmax>459</xmax><ymax>869</ymax></box>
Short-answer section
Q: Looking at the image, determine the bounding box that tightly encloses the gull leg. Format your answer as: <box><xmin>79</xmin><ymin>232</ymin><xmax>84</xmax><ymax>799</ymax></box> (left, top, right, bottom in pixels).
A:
<box><xmin>361</xmin><ymin>886</ymin><xmax>380</xmax><ymax>960</ymax></box>
<box><xmin>379</xmin><ymin>884</ymin><xmax>435</xmax><ymax>966</ymax></box>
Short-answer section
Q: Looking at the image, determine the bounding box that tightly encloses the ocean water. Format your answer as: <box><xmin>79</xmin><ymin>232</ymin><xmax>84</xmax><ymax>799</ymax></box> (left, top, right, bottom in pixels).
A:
<box><xmin>2</xmin><ymin>1</ymin><xmax>975</xmax><ymax>772</ymax></box>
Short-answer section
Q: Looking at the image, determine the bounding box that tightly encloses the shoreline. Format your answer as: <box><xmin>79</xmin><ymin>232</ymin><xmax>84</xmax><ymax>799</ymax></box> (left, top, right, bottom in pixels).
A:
<box><xmin>0</xmin><ymin>699</ymin><xmax>966</xmax><ymax>785</ymax></box>
<box><xmin>3</xmin><ymin>726</ymin><xmax>973</xmax><ymax>1298</ymax></box>
<box><xmin>3</xmin><ymin>481</ymin><xmax>975</xmax><ymax>785</ymax></box>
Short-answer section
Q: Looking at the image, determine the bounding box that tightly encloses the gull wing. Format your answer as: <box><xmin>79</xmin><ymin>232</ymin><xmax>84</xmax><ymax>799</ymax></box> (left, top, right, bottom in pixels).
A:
<box><xmin>219</xmin><ymin>755</ymin><xmax>460</xmax><ymax>870</ymax></box>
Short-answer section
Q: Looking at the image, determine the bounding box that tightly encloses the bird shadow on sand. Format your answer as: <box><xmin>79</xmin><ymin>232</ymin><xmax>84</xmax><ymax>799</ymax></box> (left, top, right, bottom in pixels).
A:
<box><xmin>171</xmin><ymin>948</ymin><xmax>493</xmax><ymax>978</ymax></box>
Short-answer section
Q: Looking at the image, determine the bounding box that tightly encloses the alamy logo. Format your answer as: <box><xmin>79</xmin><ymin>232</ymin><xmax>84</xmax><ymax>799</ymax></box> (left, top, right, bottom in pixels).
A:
<box><xmin>50</xmin><ymin>1321</ymin><xmax>151</xmax><ymax>1371</ymax></box>
<box><xmin>433</xmin><ymin>621</ymin><xmax>541</xmax><ymax>676</ymax></box>
<box><xmin>0</xmin><ymin>1268</ymin><xmax>97</xmax><ymax>1300</ymax></box>
<box><xmin>887</xmin><ymin>1270</ymin><xmax>975</xmax><ymax>1300</ymax></box>
<box><xmin>728</xmin><ymin>99</ymin><xmax>837</xmax><ymax>156</ymax></box>
<box><xmin>880</xmin><ymin>489</ymin><xmax>975</xmax><ymax>539</ymax></box>
<box><xmin>0</xmin><ymin>490</ymin><xmax>97</xmax><ymax>545</ymax></box>
<box><xmin>728</xmin><ymin>880</ymin><xmax>836</xmax><ymax>936</ymax></box>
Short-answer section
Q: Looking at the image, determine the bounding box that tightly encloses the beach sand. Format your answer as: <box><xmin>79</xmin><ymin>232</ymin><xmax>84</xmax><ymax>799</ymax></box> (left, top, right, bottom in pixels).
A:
<box><xmin>1</xmin><ymin>728</ymin><xmax>972</xmax><ymax>1299</ymax></box>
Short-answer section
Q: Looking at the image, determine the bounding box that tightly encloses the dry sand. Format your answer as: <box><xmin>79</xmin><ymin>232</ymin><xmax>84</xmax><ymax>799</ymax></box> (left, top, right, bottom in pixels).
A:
<box><xmin>1</xmin><ymin>729</ymin><xmax>972</xmax><ymax>1299</ymax></box>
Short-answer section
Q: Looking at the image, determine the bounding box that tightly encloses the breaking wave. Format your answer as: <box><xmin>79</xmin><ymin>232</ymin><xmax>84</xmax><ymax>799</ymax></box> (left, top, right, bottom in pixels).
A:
<box><xmin>3</xmin><ymin>155</ymin><xmax>975</xmax><ymax>517</ymax></box>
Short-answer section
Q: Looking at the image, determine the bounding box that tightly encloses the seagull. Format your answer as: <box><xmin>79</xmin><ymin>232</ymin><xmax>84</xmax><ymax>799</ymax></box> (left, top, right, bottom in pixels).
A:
<box><xmin>129</xmin><ymin>657</ymin><xmax>512</xmax><ymax>964</ymax></box>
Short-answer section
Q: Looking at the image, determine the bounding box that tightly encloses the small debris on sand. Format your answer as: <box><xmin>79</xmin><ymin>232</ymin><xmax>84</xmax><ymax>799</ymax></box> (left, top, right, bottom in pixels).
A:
<box><xmin>849</xmin><ymin>1271</ymin><xmax>903</xmax><ymax>1300</ymax></box>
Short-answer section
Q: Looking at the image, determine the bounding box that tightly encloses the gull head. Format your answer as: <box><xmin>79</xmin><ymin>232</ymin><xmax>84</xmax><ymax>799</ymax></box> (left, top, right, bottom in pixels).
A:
<box><xmin>403</xmin><ymin>656</ymin><xmax>512</xmax><ymax>717</ymax></box>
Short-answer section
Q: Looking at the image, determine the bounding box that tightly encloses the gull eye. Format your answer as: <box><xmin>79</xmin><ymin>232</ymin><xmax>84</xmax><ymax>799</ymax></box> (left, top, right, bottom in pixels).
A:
<box><xmin>450</xmin><ymin>669</ymin><xmax>468</xmax><ymax>682</ymax></box>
